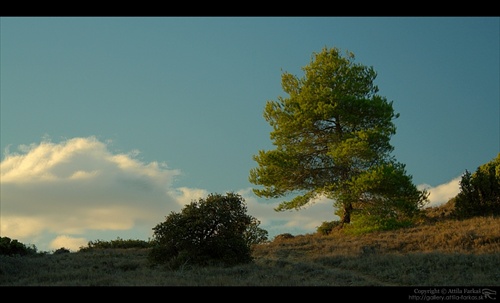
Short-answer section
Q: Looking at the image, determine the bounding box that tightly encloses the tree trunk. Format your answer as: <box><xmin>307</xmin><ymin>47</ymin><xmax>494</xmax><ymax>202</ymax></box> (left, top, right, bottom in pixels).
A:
<box><xmin>341</xmin><ymin>202</ymin><xmax>353</xmax><ymax>224</ymax></box>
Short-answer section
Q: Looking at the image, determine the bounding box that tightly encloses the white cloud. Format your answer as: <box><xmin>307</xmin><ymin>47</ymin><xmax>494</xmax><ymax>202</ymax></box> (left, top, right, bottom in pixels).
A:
<box><xmin>418</xmin><ymin>176</ymin><xmax>462</xmax><ymax>207</ymax></box>
<box><xmin>0</xmin><ymin>136</ymin><xmax>182</xmax><ymax>251</ymax></box>
<box><xmin>169</xmin><ymin>187</ymin><xmax>210</xmax><ymax>206</ymax></box>
<box><xmin>238</xmin><ymin>188</ymin><xmax>337</xmax><ymax>238</ymax></box>
<box><xmin>50</xmin><ymin>235</ymin><xmax>88</xmax><ymax>252</ymax></box>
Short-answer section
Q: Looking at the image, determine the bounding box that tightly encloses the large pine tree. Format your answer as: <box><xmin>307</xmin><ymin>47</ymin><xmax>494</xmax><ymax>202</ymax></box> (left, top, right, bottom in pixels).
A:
<box><xmin>249</xmin><ymin>47</ymin><xmax>428</xmax><ymax>226</ymax></box>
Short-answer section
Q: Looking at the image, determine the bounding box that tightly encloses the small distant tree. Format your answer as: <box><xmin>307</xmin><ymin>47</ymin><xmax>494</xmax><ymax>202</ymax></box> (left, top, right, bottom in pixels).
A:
<box><xmin>454</xmin><ymin>153</ymin><xmax>500</xmax><ymax>219</ymax></box>
<box><xmin>148</xmin><ymin>192</ymin><xmax>268</xmax><ymax>269</ymax></box>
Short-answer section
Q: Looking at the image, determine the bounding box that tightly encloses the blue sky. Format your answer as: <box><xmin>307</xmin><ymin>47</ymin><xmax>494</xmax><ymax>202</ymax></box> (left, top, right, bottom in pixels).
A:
<box><xmin>1</xmin><ymin>17</ymin><xmax>499</xmax><ymax>252</ymax></box>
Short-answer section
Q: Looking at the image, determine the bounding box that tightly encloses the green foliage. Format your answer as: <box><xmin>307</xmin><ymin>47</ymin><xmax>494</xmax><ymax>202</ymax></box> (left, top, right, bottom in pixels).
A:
<box><xmin>453</xmin><ymin>153</ymin><xmax>500</xmax><ymax>219</ymax></box>
<box><xmin>0</xmin><ymin>237</ymin><xmax>38</xmax><ymax>256</ymax></box>
<box><xmin>243</xmin><ymin>217</ymin><xmax>271</xmax><ymax>246</ymax></box>
<box><xmin>148</xmin><ymin>192</ymin><xmax>268</xmax><ymax>269</ymax></box>
<box><xmin>79</xmin><ymin>237</ymin><xmax>151</xmax><ymax>252</ymax></box>
<box><xmin>346</xmin><ymin>162</ymin><xmax>429</xmax><ymax>221</ymax></box>
<box><xmin>249</xmin><ymin>46</ymin><xmax>428</xmax><ymax>227</ymax></box>
<box><xmin>344</xmin><ymin>213</ymin><xmax>414</xmax><ymax>235</ymax></box>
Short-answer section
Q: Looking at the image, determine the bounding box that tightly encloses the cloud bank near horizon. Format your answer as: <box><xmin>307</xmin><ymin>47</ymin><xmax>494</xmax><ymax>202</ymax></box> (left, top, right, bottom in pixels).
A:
<box><xmin>0</xmin><ymin>137</ymin><xmax>170</xmax><ymax>249</ymax></box>
<box><xmin>418</xmin><ymin>176</ymin><xmax>461</xmax><ymax>208</ymax></box>
<box><xmin>0</xmin><ymin>136</ymin><xmax>460</xmax><ymax>251</ymax></box>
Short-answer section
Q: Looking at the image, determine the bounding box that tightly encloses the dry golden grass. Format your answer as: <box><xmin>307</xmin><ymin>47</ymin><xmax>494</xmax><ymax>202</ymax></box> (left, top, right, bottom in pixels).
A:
<box><xmin>251</xmin><ymin>214</ymin><xmax>500</xmax><ymax>286</ymax></box>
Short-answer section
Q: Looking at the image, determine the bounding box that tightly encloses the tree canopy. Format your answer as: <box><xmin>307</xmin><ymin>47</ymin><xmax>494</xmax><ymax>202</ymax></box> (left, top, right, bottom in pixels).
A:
<box><xmin>249</xmin><ymin>47</ymin><xmax>428</xmax><ymax>227</ymax></box>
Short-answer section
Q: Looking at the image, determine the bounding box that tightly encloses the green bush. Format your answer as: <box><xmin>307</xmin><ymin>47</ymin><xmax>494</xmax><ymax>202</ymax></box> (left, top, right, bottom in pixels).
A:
<box><xmin>53</xmin><ymin>247</ymin><xmax>71</xmax><ymax>254</ymax></box>
<box><xmin>148</xmin><ymin>192</ymin><xmax>268</xmax><ymax>269</ymax></box>
<box><xmin>0</xmin><ymin>237</ymin><xmax>37</xmax><ymax>256</ymax></box>
<box><xmin>344</xmin><ymin>213</ymin><xmax>414</xmax><ymax>235</ymax></box>
<box><xmin>79</xmin><ymin>237</ymin><xmax>152</xmax><ymax>252</ymax></box>
<box><xmin>453</xmin><ymin>153</ymin><xmax>500</xmax><ymax>219</ymax></box>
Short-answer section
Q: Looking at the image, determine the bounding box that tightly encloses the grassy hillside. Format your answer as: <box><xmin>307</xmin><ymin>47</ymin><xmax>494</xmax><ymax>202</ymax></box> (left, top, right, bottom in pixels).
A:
<box><xmin>1</xmin><ymin>202</ymin><xmax>499</xmax><ymax>286</ymax></box>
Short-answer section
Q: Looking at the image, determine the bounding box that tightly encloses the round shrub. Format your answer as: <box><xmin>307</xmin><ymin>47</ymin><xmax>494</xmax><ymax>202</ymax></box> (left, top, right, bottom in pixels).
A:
<box><xmin>148</xmin><ymin>192</ymin><xmax>268</xmax><ymax>269</ymax></box>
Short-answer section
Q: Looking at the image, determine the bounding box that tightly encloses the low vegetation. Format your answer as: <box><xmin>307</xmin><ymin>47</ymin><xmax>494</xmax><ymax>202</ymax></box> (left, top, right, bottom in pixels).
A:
<box><xmin>1</xmin><ymin>155</ymin><xmax>498</xmax><ymax>286</ymax></box>
<box><xmin>1</xmin><ymin>202</ymin><xmax>499</xmax><ymax>286</ymax></box>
